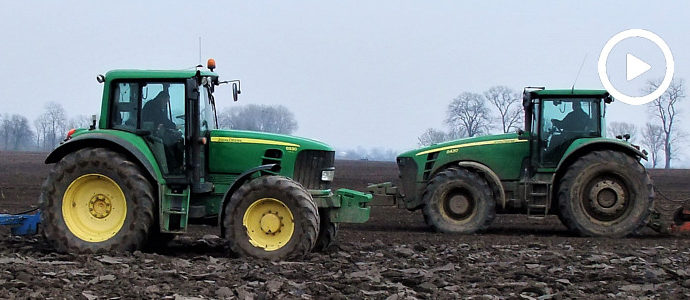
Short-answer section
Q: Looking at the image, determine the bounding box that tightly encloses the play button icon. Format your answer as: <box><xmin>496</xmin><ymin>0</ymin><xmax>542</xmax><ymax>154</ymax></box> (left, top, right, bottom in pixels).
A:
<box><xmin>626</xmin><ymin>53</ymin><xmax>651</xmax><ymax>81</ymax></box>
<box><xmin>598</xmin><ymin>29</ymin><xmax>675</xmax><ymax>105</ymax></box>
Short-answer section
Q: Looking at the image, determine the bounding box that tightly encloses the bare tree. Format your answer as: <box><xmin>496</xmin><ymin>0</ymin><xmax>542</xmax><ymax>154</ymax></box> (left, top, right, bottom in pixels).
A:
<box><xmin>607</xmin><ymin>121</ymin><xmax>638</xmax><ymax>140</ymax></box>
<box><xmin>0</xmin><ymin>114</ymin><xmax>9</xmax><ymax>150</ymax></box>
<box><xmin>217</xmin><ymin>104</ymin><xmax>298</xmax><ymax>134</ymax></box>
<box><xmin>646</xmin><ymin>78</ymin><xmax>685</xmax><ymax>168</ymax></box>
<box><xmin>484</xmin><ymin>86</ymin><xmax>522</xmax><ymax>133</ymax></box>
<box><xmin>418</xmin><ymin>128</ymin><xmax>451</xmax><ymax>146</ymax></box>
<box><xmin>9</xmin><ymin>115</ymin><xmax>34</xmax><ymax>150</ymax></box>
<box><xmin>641</xmin><ymin>123</ymin><xmax>664</xmax><ymax>168</ymax></box>
<box><xmin>43</xmin><ymin>102</ymin><xmax>67</xmax><ymax>149</ymax></box>
<box><xmin>34</xmin><ymin>114</ymin><xmax>51</xmax><ymax>151</ymax></box>
<box><xmin>0</xmin><ymin>114</ymin><xmax>35</xmax><ymax>151</ymax></box>
<box><xmin>68</xmin><ymin>114</ymin><xmax>95</xmax><ymax>129</ymax></box>
<box><xmin>445</xmin><ymin>92</ymin><xmax>491</xmax><ymax>137</ymax></box>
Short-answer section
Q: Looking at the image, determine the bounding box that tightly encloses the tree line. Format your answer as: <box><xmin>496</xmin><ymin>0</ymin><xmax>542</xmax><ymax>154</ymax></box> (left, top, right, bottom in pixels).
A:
<box><xmin>1</xmin><ymin>102</ymin><xmax>401</xmax><ymax>161</ymax></box>
<box><xmin>1</xmin><ymin>102</ymin><xmax>93</xmax><ymax>152</ymax></box>
<box><xmin>421</xmin><ymin>80</ymin><xmax>686</xmax><ymax>169</ymax></box>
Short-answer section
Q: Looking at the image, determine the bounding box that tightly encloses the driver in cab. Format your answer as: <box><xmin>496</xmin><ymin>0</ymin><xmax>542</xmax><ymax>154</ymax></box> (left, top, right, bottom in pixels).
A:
<box><xmin>142</xmin><ymin>91</ymin><xmax>176</xmax><ymax>131</ymax></box>
<box><xmin>551</xmin><ymin>101</ymin><xmax>589</xmax><ymax>132</ymax></box>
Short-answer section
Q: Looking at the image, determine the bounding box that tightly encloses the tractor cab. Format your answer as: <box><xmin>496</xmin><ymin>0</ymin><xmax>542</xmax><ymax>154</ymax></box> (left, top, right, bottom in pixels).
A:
<box><xmin>522</xmin><ymin>88</ymin><xmax>613</xmax><ymax>168</ymax></box>
<box><xmin>104</xmin><ymin>60</ymin><xmax>239</xmax><ymax>194</ymax></box>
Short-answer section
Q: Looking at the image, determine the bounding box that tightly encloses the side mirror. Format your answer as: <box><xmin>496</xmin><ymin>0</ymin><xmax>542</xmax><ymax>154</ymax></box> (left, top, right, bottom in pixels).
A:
<box><xmin>232</xmin><ymin>82</ymin><xmax>239</xmax><ymax>102</ymax></box>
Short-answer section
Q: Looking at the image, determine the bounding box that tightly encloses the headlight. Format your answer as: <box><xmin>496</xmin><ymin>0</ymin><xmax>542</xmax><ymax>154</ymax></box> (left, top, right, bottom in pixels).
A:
<box><xmin>321</xmin><ymin>170</ymin><xmax>335</xmax><ymax>182</ymax></box>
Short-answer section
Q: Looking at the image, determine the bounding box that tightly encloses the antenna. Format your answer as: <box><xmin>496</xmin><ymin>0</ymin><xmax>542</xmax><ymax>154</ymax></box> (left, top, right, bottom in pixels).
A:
<box><xmin>571</xmin><ymin>53</ymin><xmax>587</xmax><ymax>93</ymax></box>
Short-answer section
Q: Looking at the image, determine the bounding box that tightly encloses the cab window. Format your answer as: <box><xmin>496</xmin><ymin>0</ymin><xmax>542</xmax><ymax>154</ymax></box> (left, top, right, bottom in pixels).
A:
<box><xmin>539</xmin><ymin>98</ymin><xmax>600</xmax><ymax>166</ymax></box>
<box><xmin>110</xmin><ymin>82</ymin><xmax>140</xmax><ymax>131</ymax></box>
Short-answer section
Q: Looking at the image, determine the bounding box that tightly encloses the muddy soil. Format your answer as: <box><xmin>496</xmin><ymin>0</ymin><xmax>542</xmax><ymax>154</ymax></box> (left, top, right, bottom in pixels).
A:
<box><xmin>0</xmin><ymin>151</ymin><xmax>689</xmax><ymax>299</ymax></box>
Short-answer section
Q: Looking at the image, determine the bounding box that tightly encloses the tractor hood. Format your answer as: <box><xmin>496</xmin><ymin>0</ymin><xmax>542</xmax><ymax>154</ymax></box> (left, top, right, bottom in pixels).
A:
<box><xmin>398</xmin><ymin>133</ymin><xmax>521</xmax><ymax>158</ymax></box>
<box><xmin>209</xmin><ymin>129</ymin><xmax>334</xmax><ymax>151</ymax></box>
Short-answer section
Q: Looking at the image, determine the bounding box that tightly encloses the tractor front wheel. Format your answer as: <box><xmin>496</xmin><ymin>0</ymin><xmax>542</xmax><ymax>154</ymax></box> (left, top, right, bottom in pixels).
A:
<box><xmin>223</xmin><ymin>176</ymin><xmax>319</xmax><ymax>260</ymax></box>
<box><xmin>40</xmin><ymin>148</ymin><xmax>155</xmax><ymax>253</ymax></box>
<box><xmin>422</xmin><ymin>168</ymin><xmax>495</xmax><ymax>233</ymax></box>
<box><xmin>312</xmin><ymin>209</ymin><xmax>339</xmax><ymax>252</ymax></box>
<box><xmin>558</xmin><ymin>150</ymin><xmax>653</xmax><ymax>237</ymax></box>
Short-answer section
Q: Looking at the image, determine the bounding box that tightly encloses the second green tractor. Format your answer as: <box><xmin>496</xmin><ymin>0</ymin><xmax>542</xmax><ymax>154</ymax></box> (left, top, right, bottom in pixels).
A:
<box><xmin>371</xmin><ymin>88</ymin><xmax>655</xmax><ymax>237</ymax></box>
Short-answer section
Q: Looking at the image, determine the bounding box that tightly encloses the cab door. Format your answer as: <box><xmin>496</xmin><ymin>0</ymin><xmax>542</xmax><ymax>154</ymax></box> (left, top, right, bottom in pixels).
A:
<box><xmin>110</xmin><ymin>81</ymin><xmax>187</xmax><ymax>177</ymax></box>
<box><xmin>537</xmin><ymin>98</ymin><xmax>601</xmax><ymax>167</ymax></box>
<box><xmin>186</xmin><ymin>78</ymin><xmax>213</xmax><ymax>193</ymax></box>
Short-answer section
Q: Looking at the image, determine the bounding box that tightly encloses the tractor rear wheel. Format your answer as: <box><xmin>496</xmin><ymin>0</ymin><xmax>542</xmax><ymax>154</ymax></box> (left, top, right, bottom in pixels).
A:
<box><xmin>422</xmin><ymin>168</ymin><xmax>495</xmax><ymax>233</ymax></box>
<box><xmin>558</xmin><ymin>150</ymin><xmax>653</xmax><ymax>237</ymax></box>
<box><xmin>312</xmin><ymin>209</ymin><xmax>338</xmax><ymax>252</ymax></box>
<box><xmin>40</xmin><ymin>148</ymin><xmax>155</xmax><ymax>253</ymax></box>
<box><xmin>223</xmin><ymin>176</ymin><xmax>319</xmax><ymax>260</ymax></box>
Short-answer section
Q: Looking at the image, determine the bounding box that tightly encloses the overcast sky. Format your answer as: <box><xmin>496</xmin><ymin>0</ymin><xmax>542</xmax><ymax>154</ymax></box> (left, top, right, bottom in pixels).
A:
<box><xmin>1</xmin><ymin>1</ymin><xmax>688</xmax><ymax>165</ymax></box>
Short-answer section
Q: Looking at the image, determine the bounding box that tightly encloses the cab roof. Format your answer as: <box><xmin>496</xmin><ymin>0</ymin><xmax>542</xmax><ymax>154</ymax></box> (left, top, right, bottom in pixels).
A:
<box><xmin>531</xmin><ymin>89</ymin><xmax>609</xmax><ymax>98</ymax></box>
<box><xmin>104</xmin><ymin>69</ymin><xmax>218</xmax><ymax>81</ymax></box>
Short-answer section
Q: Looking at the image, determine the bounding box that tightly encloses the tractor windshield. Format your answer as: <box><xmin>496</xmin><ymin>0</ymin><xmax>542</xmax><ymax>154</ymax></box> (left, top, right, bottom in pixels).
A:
<box><xmin>200</xmin><ymin>78</ymin><xmax>218</xmax><ymax>132</ymax></box>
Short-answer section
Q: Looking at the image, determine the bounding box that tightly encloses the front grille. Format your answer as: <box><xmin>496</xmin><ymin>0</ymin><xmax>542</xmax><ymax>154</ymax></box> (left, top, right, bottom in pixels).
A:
<box><xmin>294</xmin><ymin>150</ymin><xmax>335</xmax><ymax>190</ymax></box>
<box><xmin>397</xmin><ymin>157</ymin><xmax>418</xmax><ymax>201</ymax></box>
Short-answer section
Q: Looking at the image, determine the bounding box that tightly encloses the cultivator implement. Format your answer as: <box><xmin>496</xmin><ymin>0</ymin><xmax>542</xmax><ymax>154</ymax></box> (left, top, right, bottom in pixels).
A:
<box><xmin>0</xmin><ymin>212</ymin><xmax>40</xmax><ymax>235</ymax></box>
<box><xmin>671</xmin><ymin>209</ymin><xmax>690</xmax><ymax>233</ymax></box>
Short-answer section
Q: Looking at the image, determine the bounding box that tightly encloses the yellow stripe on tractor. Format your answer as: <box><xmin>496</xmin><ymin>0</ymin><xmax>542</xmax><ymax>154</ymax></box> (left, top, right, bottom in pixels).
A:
<box><xmin>416</xmin><ymin>138</ymin><xmax>528</xmax><ymax>156</ymax></box>
<box><xmin>210</xmin><ymin>137</ymin><xmax>301</xmax><ymax>148</ymax></box>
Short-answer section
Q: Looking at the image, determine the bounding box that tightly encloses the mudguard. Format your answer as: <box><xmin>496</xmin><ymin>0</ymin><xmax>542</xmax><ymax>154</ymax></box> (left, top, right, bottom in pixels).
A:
<box><xmin>45</xmin><ymin>132</ymin><xmax>164</xmax><ymax>182</ymax></box>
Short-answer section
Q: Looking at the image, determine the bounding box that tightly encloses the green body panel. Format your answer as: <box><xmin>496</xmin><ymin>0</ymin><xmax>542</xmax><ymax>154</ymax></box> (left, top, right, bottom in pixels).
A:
<box><xmin>70</xmin><ymin>129</ymin><xmax>165</xmax><ymax>182</ymax></box>
<box><xmin>396</xmin><ymin>133</ymin><xmax>529</xmax><ymax>209</ymax></box>
<box><xmin>398</xmin><ymin>133</ymin><xmax>530</xmax><ymax>179</ymax></box>
<box><xmin>208</xmin><ymin>129</ymin><xmax>332</xmax><ymax>175</ymax></box>
<box><xmin>198</xmin><ymin>129</ymin><xmax>335</xmax><ymax>217</ymax></box>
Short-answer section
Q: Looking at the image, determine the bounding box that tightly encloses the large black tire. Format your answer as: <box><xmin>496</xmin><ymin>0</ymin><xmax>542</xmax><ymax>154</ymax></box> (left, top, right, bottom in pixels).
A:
<box><xmin>312</xmin><ymin>209</ymin><xmax>339</xmax><ymax>252</ymax></box>
<box><xmin>223</xmin><ymin>176</ymin><xmax>319</xmax><ymax>260</ymax></box>
<box><xmin>40</xmin><ymin>148</ymin><xmax>155</xmax><ymax>253</ymax></box>
<box><xmin>422</xmin><ymin>168</ymin><xmax>496</xmax><ymax>233</ymax></box>
<box><xmin>558</xmin><ymin>150</ymin><xmax>653</xmax><ymax>237</ymax></box>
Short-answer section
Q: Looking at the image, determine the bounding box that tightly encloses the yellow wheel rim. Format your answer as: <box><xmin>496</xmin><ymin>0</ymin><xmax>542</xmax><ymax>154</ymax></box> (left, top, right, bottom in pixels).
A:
<box><xmin>242</xmin><ymin>198</ymin><xmax>295</xmax><ymax>251</ymax></box>
<box><xmin>62</xmin><ymin>174</ymin><xmax>127</xmax><ymax>242</ymax></box>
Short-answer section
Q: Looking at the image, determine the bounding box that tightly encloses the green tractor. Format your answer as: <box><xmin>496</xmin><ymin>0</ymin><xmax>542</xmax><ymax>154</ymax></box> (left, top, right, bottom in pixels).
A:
<box><xmin>371</xmin><ymin>88</ymin><xmax>654</xmax><ymax>237</ymax></box>
<box><xmin>40</xmin><ymin>60</ymin><xmax>370</xmax><ymax>260</ymax></box>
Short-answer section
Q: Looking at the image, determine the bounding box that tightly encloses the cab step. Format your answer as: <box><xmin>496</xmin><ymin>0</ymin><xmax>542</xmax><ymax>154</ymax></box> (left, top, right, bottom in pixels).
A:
<box><xmin>160</xmin><ymin>186</ymin><xmax>190</xmax><ymax>233</ymax></box>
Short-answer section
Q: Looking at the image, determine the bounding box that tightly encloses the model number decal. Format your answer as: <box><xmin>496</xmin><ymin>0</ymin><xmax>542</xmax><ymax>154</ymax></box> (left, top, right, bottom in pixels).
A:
<box><xmin>285</xmin><ymin>146</ymin><xmax>298</xmax><ymax>152</ymax></box>
<box><xmin>446</xmin><ymin>149</ymin><xmax>459</xmax><ymax>154</ymax></box>
<box><xmin>210</xmin><ymin>137</ymin><xmax>300</xmax><ymax>148</ymax></box>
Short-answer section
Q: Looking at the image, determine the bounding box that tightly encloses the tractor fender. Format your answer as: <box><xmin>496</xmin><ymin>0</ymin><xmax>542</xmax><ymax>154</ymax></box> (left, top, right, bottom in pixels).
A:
<box><xmin>218</xmin><ymin>163</ymin><xmax>280</xmax><ymax>236</ymax></box>
<box><xmin>45</xmin><ymin>133</ymin><xmax>161</xmax><ymax>182</ymax></box>
<box><xmin>457</xmin><ymin>161</ymin><xmax>506</xmax><ymax>209</ymax></box>
<box><xmin>556</xmin><ymin>139</ymin><xmax>647</xmax><ymax>173</ymax></box>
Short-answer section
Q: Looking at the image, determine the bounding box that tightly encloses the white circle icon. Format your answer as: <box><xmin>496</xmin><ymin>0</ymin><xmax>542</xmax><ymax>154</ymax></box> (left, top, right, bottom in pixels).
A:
<box><xmin>597</xmin><ymin>29</ymin><xmax>674</xmax><ymax>105</ymax></box>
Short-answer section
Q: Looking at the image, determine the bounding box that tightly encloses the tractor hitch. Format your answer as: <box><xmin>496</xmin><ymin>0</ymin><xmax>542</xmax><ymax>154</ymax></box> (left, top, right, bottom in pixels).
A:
<box><xmin>367</xmin><ymin>182</ymin><xmax>405</xmax><ymax>207</ymax></box>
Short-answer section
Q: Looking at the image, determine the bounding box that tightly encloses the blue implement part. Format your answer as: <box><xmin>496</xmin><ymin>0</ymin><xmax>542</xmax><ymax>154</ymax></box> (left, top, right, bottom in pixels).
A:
<box><xmin>0</xmin><ymin>211</ymin><xmax>41</xmax><ymax>235</ymax></box>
